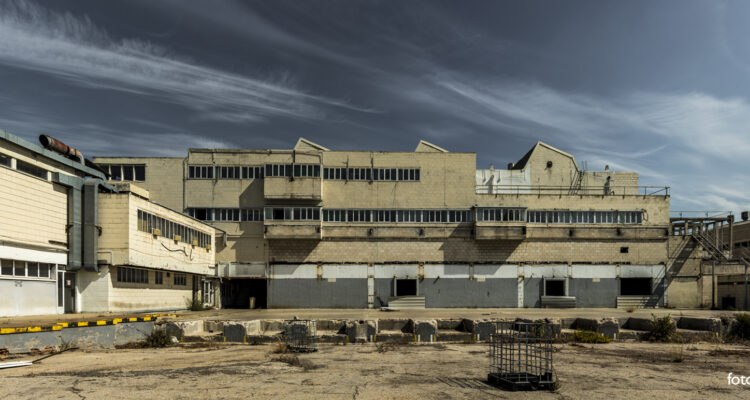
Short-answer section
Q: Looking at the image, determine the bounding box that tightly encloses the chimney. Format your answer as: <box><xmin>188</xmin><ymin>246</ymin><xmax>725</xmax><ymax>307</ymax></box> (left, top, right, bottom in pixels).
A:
<box><xmin>507</xmin><ymin>162</ymin><xmax>514</xmax><ymax>170</ymax></box>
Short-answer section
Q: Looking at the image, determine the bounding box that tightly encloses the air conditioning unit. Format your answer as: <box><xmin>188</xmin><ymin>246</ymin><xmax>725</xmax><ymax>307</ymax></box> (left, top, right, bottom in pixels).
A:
<box><xmin>173</xmin><ymin>234</ymin><xmax>181</xmax><ymax>242</ymax></box>
<box><xmin>206</xmin><ymin>244</ymin><xmax>212</xmax><ymax>251</ymax></box>
<box><xmin>152</xmin><ymin>228</ymin><xmax>161</xmax><ymax>236</ymax></box>
<box><xmin>192</xmin><ymin>239</ymin><xmax>199</xmax><ymax>246</ymax></box>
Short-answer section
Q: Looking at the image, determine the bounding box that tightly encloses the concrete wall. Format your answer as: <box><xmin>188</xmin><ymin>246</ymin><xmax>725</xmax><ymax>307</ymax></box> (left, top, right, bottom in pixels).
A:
<box><xmin>98</xmin><ymin>192</ymin><xmax>216</xmax><ymax>275</ymax></box>
<box><xmin>0</xmin><ymin>278</ymin><xmax>57</xmax><ymax>316</ymax></box>
<box><xmin>78</xmin><ymin>266</ymin><xmax>198</xmax><ymax>313</ymax></box>
<box><xmin>92</xmin><ymin>157</ymin><xmax>185</xmax><ymax>211</ymax></box>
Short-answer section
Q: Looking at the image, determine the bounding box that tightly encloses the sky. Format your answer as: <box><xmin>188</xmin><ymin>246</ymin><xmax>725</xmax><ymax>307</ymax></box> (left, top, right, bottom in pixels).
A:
<box><xmin>0</xmin><ymin>0</ymin><xmax>749</xmax><ymax>214</ymax></box>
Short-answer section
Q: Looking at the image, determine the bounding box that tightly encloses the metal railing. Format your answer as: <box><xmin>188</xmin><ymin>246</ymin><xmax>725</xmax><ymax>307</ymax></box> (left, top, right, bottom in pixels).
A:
<box><xmin>476</xmin><ymin>185</ymin><xmax>669</xmax><ymax>196</ymax></box>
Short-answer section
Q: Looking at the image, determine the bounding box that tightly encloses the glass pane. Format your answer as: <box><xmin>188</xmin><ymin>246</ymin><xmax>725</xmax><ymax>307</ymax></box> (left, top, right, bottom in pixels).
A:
<box><xmin>1</xmin><ymin>259</ymin><xmax>12</xmax><ymax>275</ymax></box>
<box><xmin>14</xmin><ymin>260</ymin><xmax>25</xmax><ymax>276</ymax></box>
<box><xmin>27</xmin><ymin>262</ymin><xmax>39</xmax><ymax>277</ymax></box>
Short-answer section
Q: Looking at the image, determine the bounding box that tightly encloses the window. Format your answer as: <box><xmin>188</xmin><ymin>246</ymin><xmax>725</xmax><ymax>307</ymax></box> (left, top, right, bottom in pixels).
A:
<box><xmin>241</xmin><ymin>166</ymin><xmax>263</xmax><ymax>179</ymax></box>
<box><xmin>117</xmin><ymin>266</ymin><xmax>149</xmax><ymax>284</ymax></box>
<box><xmin>99</xmin><ymin>164</ymin><xmax>146</xmax><ymax>181</ymax></box>
<box><xmin>620</xmin><ymin>247</ymin><xmax>629</xmax><ymax>254</ymax></box>
<box><xmin>476</xmin><ymin>208</ymin><xmax>526</xmax><ymax>222</ymax></box>
<box><xmin>264</xmin><ymin>207</ymin><xmax>321</xmax><ymax>221</ymax></box>
<box><xmin>0</xmin><ymin>260</ymin><xmax>53</xmax><ymax>278</ymax></box>
<box><xmin>188</xmin><ymin>165</ymin><xmax>214</xmax><ymax>179</ymax></box>
<box><xmin>174</xmin><ymin>273</ymin><xmax>187</xmax><ymax>286</ymax></box>
<box><xmin>321</xmin><ymin>209</ymin><xmax>471</xmax><ymax>223</ymax></box>
<box><xmin>155</xmin><ymin>271</ymin><xmax>163</xmax><ymax>285</ymax></box>
<box><xmin>323</xmin><ymin>167</ymin><xmax>420</xmax><ymax>181</ymax></box>
<box><xmin>526</xmin><ymin>210</ymin><xmax>643</xmax><ymax>225</ymax></box>
<box><xmin>218</xmin><ymin>166</ymin><xmax>240</xmax><ymax>179</ymax></box>
<box><xmin>16</xmin><ymin>160</ymin><xmax>47</xmax><ymax>180</ymax></box>
<box><xmin>139</xmin><ymin>209</ymin><xmax>211</xmax><ymax>248</ymax></box>
<box><xmin>0</xmin><ymin>153</ymin><xmax>10</xmax><ymax>167</ymax></box>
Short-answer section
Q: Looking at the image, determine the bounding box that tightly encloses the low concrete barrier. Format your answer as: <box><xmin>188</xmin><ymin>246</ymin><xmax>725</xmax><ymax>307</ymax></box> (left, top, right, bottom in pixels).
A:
<box><xmin>677</xmin><ymin>317</ymin><xmax>722</xmax><ymax>333</ymax></box>
<box><xmin>0</xmin><ymin>321</ymin><xmax>154</xmax><ymax>353</ymax></box>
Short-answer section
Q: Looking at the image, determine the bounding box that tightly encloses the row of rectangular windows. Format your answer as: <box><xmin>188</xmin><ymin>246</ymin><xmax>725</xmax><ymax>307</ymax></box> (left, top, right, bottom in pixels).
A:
<box><xmin>266</xmin><ymin>207</ymin><xmax>321</xmax><ymax>221</ymax></box>
<box><xmin>186</xmin><ymin>208</ymin><xmax>263</xmax><ymax>222</ymax></box>
<box><xmin>526</xmin><ymin>210</ymin><xmax>643</xmax><ymax>224</ymax></box>
<box><xmin>188</xmin><ymin>164</ymin><xmax>318</xmax><ymax>179</ymax></box>
<box><xmin>137</xmin><ymin>209</ymin><xmax>212</xmax><ymax>247</ymax></box>
<box><xmin>323</xmin><ymin>167</ymin><xmax>420</xmax><ymax>181</ymax></box>
<box><xmin>476</xmin><ymin>208</ymin><xmax>526</xmax><ymax>222</ymax></box>
<box><xmin>1</xmin><ymin>259</ymin><xmax>55</xmax><ymax>279</ymax></box>
<box><xmin>186</xmin><ymin>164</ymin><xmax>420</xmax><ymax>182</ymax></box>
<box><xmin>323</xmin><ymin>209</ymin><xmax>472</xmax><ymax>223</ymax></box>
<box><xmin>0</xmin><ymin>151</ymin><xmax>49</xmax><ymax>180</ymax></box>
<box><xmin>116</xmin><ymin>266</ymin><xmax>187</xmax><ymax>286</ymax></box>
<box><xmin>178</xmin><ymin>207</ymin><xmax>645</xmax><ymax>225</ymax></box>
<box><xmin>99</xmin><ymin>164</ymin><xmax>146</xmax><ymax>181</ymax></box>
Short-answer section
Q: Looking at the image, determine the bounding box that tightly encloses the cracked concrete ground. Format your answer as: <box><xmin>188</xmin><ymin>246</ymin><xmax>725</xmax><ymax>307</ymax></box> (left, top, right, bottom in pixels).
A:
<box><xmin>0</xmin><ymin>341</ymin><xmax>748</xmax><ymax>399</ymax></box>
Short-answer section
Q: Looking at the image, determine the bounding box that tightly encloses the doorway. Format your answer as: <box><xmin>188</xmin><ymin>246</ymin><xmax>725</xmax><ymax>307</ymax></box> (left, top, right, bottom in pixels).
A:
<box><xmin>57</xmin><ymin>270</ymin><xmax>76</xmax><ymax>313</ymax></box>
<box><xmin>395</xmin><ymin>278</ymin><xmax>418</xmax><ymax>296</ymax></box>
<box><xmin>221</xmin><ymin>278</ymin><xmax>267</xmax><ymax>309</ymax></box>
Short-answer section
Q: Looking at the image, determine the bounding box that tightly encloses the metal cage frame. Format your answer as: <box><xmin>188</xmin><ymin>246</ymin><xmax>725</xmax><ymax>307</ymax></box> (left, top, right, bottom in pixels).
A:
<box><xmin>284</xmin><ymin>319</ymin><xmax>318</xmax><ymax>353</ymax></box>
<box><xmin>488</xmin><ymin>321</ymin><xmax>556</xmax><ymax>391</ymax></box>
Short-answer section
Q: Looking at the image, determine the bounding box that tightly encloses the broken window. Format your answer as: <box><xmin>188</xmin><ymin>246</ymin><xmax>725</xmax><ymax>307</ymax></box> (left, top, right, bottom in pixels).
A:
<box><xmin>620</xmin><ymin>278</ymin><xmax>652</xmax><ymax>296</ymax></box>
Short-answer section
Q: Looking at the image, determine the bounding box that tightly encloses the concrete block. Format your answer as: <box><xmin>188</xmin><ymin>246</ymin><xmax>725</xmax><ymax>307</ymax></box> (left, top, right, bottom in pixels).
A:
<box><xmin>571</xmin><ymin>318</ymin><xmax>598</xmax><ymax>332</ymax></box>
<box><xmin>317</xmin><ymin>319</ymin><xmax>345</xmax><ymax>331</ymax></box>
<box><xmin>413</xmin><ymin>320</ymin><xmax>437</xmax><ymax>342</ymax></box>
<box><xmin>625</xmin><ymin>317</ymin><xmax>653</xmax><ymax>331</ymax></box>
<box><xmin>677</xmin><ymin>317</ymin><xmax>722</xmax><ymax>333</ymax></box>
<box><xmin>204</xmin><ymin>320</ymin><xmax>224</xmax><ymax>333</ymax></box>
<box><xmin>597</xmin><ymin>318</ymin><xmax>619</xmax><ymax>339</ymax></box>
<box><xmin>379</xmin><ymin>319</ymin><xmax>411</xmax><ymax>332</ymax></box>
<box><xmin>60</xmin><ymin>325</ymin><xmax>116</xmax><ymax>350</ymax></box>
<box><xmin>223</xmin><ymin>323</ymin><xmax>247</xmax><ymax>343</ymax></box>
<box><xmin>436</xmin><ymin>319</ymin><xmax>462</xmax><ymax>330</ymax></box>
<box><xmin>345</xmin><ymin>320</ymin><xmax>377</xmax><ymax>342</ymax></box>
<box><xmin>114</xmin><ymin>322</ymin><xmax>154</xmax><ymax>347</ymax></box>
<box><xmin>164</xmin><ymin>321</ymin><xmax>203</xmax><ymax>339</ymax></box>
<box><xmin>475</xmin><ymin>320</ymin><xmax>497</xmax><ymax>341</ymax></box>
<box><xmin>261</xmin><ymin>320</ymin><xmax>285</xmax><ymax>333</ymax></box>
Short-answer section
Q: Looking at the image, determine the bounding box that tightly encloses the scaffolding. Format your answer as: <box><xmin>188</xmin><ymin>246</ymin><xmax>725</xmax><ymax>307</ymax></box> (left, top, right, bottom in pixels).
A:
<box><xmin>284</xmin><ymin>319</ymin><xmax>318</xmax><ymax>353</ymax></box>
<box><xmin>488</xmin><ymin>321</ymin><xmax>556</xmax><ymax>391</ymax></box>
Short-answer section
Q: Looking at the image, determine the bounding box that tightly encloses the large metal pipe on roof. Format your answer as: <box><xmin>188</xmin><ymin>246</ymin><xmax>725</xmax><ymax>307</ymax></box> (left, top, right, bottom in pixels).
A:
<box><xmin>39</xmin><ymin>134</ymin><xmax>83</xmax><ymax>163</ymax></box>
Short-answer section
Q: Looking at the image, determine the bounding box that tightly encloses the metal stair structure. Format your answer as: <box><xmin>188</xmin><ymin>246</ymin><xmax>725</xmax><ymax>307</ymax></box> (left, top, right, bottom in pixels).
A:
<box><xmin>691</xmin><ymin>230</ymin><xmax>750</xmax><ymax>310</ymax></box>
<box><xmin>568</xmin><ymin>170</ymin><xmax>584</xmax><ymax>194</ymax></box>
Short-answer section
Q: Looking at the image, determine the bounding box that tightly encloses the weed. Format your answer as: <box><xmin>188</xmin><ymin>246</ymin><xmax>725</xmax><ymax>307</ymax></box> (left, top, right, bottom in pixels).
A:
<box><xmin>671</xmin><ymin>346</ymin><xmax>684</xmax><ymax>363</ymax></box>
<box><xmin>144</xmin><ymin>329</ymin><xmax>172</xmax><ymax>348</ymax></box>
<box><xmin>573</xmin><ymin>330</ymin><xmax>612</xmax><ymax>344</ymax></box>
<box><xmin>647</xmin><ymin>314</ymin><xmax>676</xmax><ymax>342</ymax></box>
<box><xmin>272</xmin><ymin>354</ymin><xmax>321</xmax><ymax>370</ymax></box>
<box><xmin>271</xmin><ymin>340</ymin><xmax>288</xmax><ymax>354</ymax></box>
<box><xmin>186</xmin><ymin>297</ymin><xmax>206</xmax><ymax>311</ymax></box>
<box><xmin>731</xmin><ymin>313</ymin><xmax>750</xmax><ymax>340</ymax></box>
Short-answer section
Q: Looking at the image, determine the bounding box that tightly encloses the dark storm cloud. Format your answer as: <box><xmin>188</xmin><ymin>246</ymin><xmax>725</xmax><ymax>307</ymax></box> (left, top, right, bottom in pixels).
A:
<box><xmin>0</xmin><ymin>0</ymin><xmax>749</xmax><ymax>212</ymax></box>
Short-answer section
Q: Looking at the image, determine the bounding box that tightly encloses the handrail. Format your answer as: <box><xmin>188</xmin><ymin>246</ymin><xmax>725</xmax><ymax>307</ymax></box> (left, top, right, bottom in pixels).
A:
<box><xmin>476</xmin><ymin>185</ymin><xmax>670</xmax><ymax>196</ymax></box>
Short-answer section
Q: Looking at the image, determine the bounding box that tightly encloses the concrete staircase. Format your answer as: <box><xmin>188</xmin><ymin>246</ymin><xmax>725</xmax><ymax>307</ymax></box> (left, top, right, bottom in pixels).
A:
<box><xmin>541</xmin><ymin>296</ymin><xmax>576</xmax><ymax>308</ymax></box>
<box><xmin>616</xmin><ymin>296</ymin><xmax>652</xmax><ymax>309</ymax></box>
<box><xmin>387</xmin><ymin>296</ymin><xmax>426</xmax><ymax>309</ymax></box>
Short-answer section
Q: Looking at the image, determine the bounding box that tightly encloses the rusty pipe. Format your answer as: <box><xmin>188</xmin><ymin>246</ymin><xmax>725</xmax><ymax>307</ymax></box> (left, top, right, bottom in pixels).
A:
<box><xmin>39</xmin><ymin>135</ymin><xmax>83</xmax><ymax>163</ymax></box>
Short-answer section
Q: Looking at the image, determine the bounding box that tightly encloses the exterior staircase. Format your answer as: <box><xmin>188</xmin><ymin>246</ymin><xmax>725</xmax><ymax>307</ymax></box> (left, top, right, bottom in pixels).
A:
<box><xmin>386</xmin><ymin>296</ymin><xmax>426</xmax><ymax>309</ymax></box>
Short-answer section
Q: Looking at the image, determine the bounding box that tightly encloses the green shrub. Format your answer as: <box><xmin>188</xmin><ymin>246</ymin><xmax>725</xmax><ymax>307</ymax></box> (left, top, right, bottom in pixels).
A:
<box><xmin>647</xmin><ymin>314</ymin><xmax>676</xmax><ymax>342</ymax></box>
<box><xmin>732</xmin><ymin>313</ymin><xmax>750</xmax><ymax>340</ymax></box>
<box><xmin>186</xmin><ymin>297</ymin><xmax>206</xmax><ymax>311</ymax></box>
<box><xmin>144</xmin><ymin>329</ymin><xmax>171</xmax><ymax>348</ymax></box>
<box><xmin>574</xmin><ymin>330</ymin><xmax>612</xmax><ymax>344</ymax></box>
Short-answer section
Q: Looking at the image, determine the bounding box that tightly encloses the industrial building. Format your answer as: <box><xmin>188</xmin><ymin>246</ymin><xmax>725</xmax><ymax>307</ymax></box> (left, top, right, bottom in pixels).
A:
<box><xmin>0</xmin><ymin>131</ymin><xmax>217</xmax><ymax>317</ymax></box>
<box><xmin>94</xmin><ymin>138</ymin><xmax>678</xmax><ymax>309</ymax></box>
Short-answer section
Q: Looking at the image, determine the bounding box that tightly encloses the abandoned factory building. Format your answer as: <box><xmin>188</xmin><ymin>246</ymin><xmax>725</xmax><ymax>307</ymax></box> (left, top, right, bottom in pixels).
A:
<box><xmin>92</xmin><ymin>138</ymin><xmax>686</xmax><ymax>310</ymax></box>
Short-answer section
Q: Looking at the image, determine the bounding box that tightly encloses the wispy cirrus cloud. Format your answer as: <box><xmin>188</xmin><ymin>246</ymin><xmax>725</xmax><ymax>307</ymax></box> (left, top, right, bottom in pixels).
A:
<box><xmin>0</xmin><ymin>0</ymin><xmax>374</xmax><ymax>123</ymax></box>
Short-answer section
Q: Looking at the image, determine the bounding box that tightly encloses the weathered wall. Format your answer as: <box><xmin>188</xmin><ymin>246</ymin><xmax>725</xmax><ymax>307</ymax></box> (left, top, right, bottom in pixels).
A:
<box><xmin>92</xmin><ymin>157</ymin><xmax>185</xmax><ymax>211</ymax></box>
<box><xmin>0</xmin><ymin>279</ymin><xmax>57</xmax><ymax>317</ymax></box>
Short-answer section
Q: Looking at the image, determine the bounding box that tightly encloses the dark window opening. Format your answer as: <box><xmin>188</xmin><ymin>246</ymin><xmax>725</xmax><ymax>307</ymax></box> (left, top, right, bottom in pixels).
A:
<box><xmin>545</xmin><ymin>280</ymin><xmax>566</xmax><ymax>296</ymax></box>
<box><xmin>221</xmin><ymin>278</ymin><xmax>267</xmax><ymax>309</ymax></box>
<box><xmin>273</xmin><ymin>208</ymin><xmax>285</xmax><ymax>220</ymax></box>
<box><xmin>395</xmin><ymin>279</ymin><xmax>417</xmax><ymax>296</ymax></box>
<box><xmin>620</xmin><ymin>247</ymin><xmax>629</xmax><ymax>253</ymax></box>
<box><xmin>16</xmin><ymin>159</ymin><xmax>48</xmax><ymax>179</ymax></box>
<box><xmin>620</xmin><ymin>278</ymin><xmax>652</xmax><ymax>296</ymax></box>
<box><xmin>134</xmin><ymin>165</ymin><xmax>146</xmax><ymax>181</ymax></box>
<box><xmin>721</xmin><ymin>296</ymin><xmax>736</xmax><ymax>310</ymax></box>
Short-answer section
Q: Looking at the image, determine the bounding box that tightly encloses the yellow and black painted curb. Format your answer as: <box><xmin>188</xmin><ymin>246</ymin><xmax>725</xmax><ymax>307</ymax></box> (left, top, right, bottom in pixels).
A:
<box><xmin>0</xmin><ymin>313</ymin><xmax>176</xmax><ymax>335</ymax></box>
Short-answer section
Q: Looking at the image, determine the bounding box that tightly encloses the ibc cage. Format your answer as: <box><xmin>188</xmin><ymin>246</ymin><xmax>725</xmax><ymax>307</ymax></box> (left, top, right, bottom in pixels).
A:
<box><xmin>488</xmin><ymin>321</ymin><xmax>556</xmax><ymax>391</ymax></box>
<box><xmin>284</xmin><ymin>319</ymin><xmax>318</xmax><ymax>353</ymax></box>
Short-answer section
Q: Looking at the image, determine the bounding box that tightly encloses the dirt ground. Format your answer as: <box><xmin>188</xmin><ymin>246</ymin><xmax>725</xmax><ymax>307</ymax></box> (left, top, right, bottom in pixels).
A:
<box><xmin>1</xmin><ymin>341</ymin><xmax>748</xmax><ymax>399</ymax></box>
